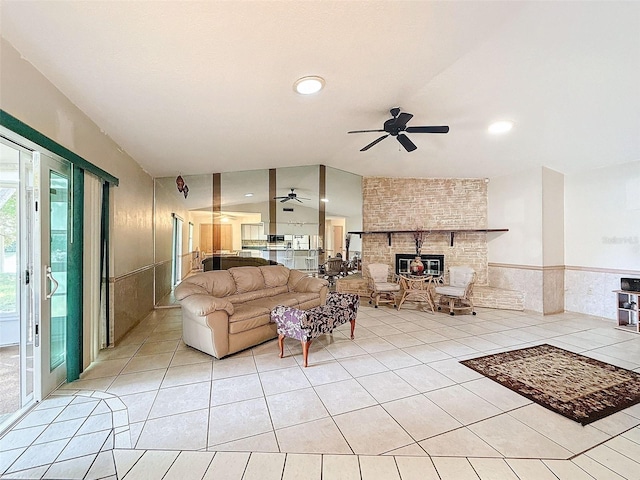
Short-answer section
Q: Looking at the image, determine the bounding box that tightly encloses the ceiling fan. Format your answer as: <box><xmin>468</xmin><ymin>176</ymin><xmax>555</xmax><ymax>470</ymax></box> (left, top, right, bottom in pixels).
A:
<box><xmin>273</xmin><ymin>188</ymin><xmax>310</xmax><ymax>203</ymax></box>
<box><xmin>348</xmin><ymin>107</ymin><xmax>449</xmax><ymax>152</ymax></box>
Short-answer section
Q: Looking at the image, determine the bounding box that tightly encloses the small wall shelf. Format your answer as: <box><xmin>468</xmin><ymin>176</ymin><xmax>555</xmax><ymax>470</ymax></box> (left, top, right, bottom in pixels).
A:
<box><xmin>347</xmin><ymin>229</ymin><xmax>509</xmax><ymax>247</ymax></box>
<box><xmin>614</xmin><ymin>290</ymin><xmax>639</xmax><ymax>333</ymax></box>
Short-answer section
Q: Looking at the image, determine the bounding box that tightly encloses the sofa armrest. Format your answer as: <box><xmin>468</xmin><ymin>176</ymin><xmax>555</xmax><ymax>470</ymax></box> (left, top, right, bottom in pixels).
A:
<box><xmin>175</xmin><ymin>282</ymin><xmax>208</xmax><ymax>301</ymax></box>
<box><xmin>179</xmin><ymin>294</ymin><xmax>235</xmax><ymax>316</ymax></box>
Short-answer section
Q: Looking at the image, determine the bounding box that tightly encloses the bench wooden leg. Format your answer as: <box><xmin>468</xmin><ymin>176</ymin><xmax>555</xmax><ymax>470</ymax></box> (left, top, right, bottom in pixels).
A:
<box><xmin>278</xmin><ymin>334</ymin><xmax>285</xmax><ymax>358</ymax></box>
<box><xmin>350</xmin><ymin>319</ymin><xmax>356</xmax><ymax>339</ymax></box>
<box><xmin>302</xmin><ymin>340</ymin><xmax>312</xmax><ymax>368</ymax></box>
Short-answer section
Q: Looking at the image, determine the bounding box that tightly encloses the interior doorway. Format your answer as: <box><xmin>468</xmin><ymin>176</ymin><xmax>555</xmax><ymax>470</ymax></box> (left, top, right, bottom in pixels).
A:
<box><xmin>333</xmin><ymin>225</ymin><xmax>344</xmax><ymax>258</ymax></box>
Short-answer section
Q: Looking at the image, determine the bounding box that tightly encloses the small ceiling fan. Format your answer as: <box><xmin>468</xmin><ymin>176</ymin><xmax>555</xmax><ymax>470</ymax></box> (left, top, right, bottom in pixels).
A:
<box><xmin>273</xmin><ymin>188</ymin><xmax>310</xmax><ymax>203</ymax></box>
<box><xmin>348</xmin><ymin>107</ymin><xmax>449</xmax><ymax>152</ymax></box>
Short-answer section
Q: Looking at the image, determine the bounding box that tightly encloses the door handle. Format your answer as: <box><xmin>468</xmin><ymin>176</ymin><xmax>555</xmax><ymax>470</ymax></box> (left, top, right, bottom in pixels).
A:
<box><xmin>45</xmin><ymin>265</ymin><xmax>59</xmax><ymax>300</ymax></box>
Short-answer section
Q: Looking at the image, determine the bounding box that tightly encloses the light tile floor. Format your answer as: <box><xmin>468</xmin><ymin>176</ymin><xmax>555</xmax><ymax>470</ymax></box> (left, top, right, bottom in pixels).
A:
<box><xmin>1</xmin><ymin>304</ymin><xmax>640</xmax><ymax>479</ymax></box>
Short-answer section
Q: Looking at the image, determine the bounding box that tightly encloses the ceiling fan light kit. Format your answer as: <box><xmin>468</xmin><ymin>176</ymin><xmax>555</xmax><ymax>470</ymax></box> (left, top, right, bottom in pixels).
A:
<box><xmin>348</xmin><ymin>107</ymin><xmax>449</xmax><ymax>152</ymax></box>
<box><xmin>294</xmin><ymin>76</ymin><xmax>325</xmax><ymax>95</ymax></box>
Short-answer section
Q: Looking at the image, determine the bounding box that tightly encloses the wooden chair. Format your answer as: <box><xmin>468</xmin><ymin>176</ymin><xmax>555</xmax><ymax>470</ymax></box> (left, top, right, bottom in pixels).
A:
<box><xmin>365</xmin><ymin>263</ymin><xmax>400</xmax><ymax>308</ymax></box>
<box><xmin>323</xmin><ymin>257</ymin><xmax>344</xmax><ymax>286</ymax></box>
<box><xmin>435</xmin><ymin>266</ymin><xmax>476</xmax><ymax>315</ymax></box>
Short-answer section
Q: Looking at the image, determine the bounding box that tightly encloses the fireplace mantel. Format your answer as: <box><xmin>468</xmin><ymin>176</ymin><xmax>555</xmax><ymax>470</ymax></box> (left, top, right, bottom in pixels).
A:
<box><xmin>348</xmin><ymin>228</ymin><xmax>508</xmax><ymax>247</ymax></box>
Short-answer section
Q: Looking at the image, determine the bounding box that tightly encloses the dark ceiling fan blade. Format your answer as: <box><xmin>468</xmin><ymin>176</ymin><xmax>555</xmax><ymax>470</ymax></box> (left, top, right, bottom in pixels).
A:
<box><xmin>360</xmin><ymin>134</ymin><xmax>389</xmax><ymax>151</ymax></box>
<box><xmin>392</xmin><ymin>112</ymin><xmax>413</xmax><ymax>128</ymax></box>
<box><xmin>295</xmin><ymin>198</ymin><xmax>303</xmax><ymax>203</ymax></box>
<box><xmin>280</xmin><ymin>198</ymin><xmax>290</xmax><ymax>203</ymax></box>
<box><xmin>348</xmin><ymin>129</ymin><xmax>385</xmax><ymax>134</ymax></box>
<box><xmin>405</xmin><ymin>125</ymin><xmax>449</xmax><ymax>134</ymax></box>
<box><xmin>397</xmin><ymin>134</ymin><xmax>417</xmax><ymax>152</ymax></box>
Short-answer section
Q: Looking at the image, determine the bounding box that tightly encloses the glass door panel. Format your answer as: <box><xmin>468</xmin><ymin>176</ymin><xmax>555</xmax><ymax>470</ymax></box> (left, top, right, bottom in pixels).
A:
<box><xmin>35</xmin><ymin>152</ymin><xmax>70</xmax><ymax>396</ymax></box>
<box><xmin>49</xmin><ymin>172</ymin><xmax>68</xmax><ymax>371</ymax></box>
<box><xmin>0</xmin><ymin>138</ymin><xmax>34</xmax><ymax>430</ymax></box>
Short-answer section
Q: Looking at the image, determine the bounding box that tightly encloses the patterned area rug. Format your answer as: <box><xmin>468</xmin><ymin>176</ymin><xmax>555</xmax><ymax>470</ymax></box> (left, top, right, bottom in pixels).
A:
<box><xmin>461</xmin><ymin>344</ymin><xmax>640</xmax><ymax>425</ymax></box>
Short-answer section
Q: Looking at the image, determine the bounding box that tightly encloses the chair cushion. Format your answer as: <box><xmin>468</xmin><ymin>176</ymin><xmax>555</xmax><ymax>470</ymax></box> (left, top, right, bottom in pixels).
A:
<box><xmin>376</xmin><ymin>282</ymin><xmax>400</xmax><ymax>292</ymax></box>
<box><xmin>435</xmin><ymin>286</ymin><xmax>466</xmax><ymax>297</ymax></box>
<box><xmin>449</xmin><ymin>266</ymin><xmax>475</xmax><ymax>288</ymax></box>
<box><xmin>368</xmin><ymin>263</ymin><xmax>390</xmax><ymax>283</ymax></box>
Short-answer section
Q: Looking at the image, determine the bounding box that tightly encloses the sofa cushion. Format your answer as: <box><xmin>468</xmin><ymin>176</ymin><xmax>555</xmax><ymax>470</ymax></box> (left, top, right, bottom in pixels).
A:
<box><xmin>291</xmin><ymin>292</ymin><xmax>320</xmax><ymax>306</ymax></box>
<box><xmin>287</xmin><ymin>269</ymin><xmax>309</xmax><ymax>291</ymax></box>
<box><xmin>229</xmin><ymin>305</ymin><xmax>271</xmax><ymax>334</ymax></box>
<box><xmin>227</xmin><ymin>286</ymin><xmax>288</xmax><ymax>305</ymax></box>
<box><xmin>229</xmin><ymin>266</ymin><xmax>266</xmax><ymax>293</ymax></box>
<box><xmin>260</xmin><ymin>265</ymin><xmax>290</xmax><ymax>288</ymax></box>
<box><xmin>245</xmin><ymin>293</ymin><xmax>301</xmax><ymax>311</ymax></box>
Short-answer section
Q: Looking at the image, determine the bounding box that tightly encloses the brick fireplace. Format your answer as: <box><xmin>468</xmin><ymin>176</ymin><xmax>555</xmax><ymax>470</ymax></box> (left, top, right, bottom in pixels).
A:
<box><xmin>361</xmin><ymin>177</ymin><xmax>488</xmax><ymax>284</ymax></box>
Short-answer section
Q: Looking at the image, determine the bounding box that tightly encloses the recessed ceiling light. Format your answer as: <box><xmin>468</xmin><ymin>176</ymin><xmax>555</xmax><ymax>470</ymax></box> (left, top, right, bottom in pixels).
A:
<box><xmin>321</xmin><ymin>198</ymin><xmax>329</xmax><ymax>203</ymax></box>
<box><xmin>488</xmin><ymin>120</ymin><xmax>514</xmax><ymax>134</ymax></box>
<box><xmin>244</xmin><ymin>193</ymin><xmax>254</xmax><ymax>197</ymax></box>
<box><xmin>294</xmin><ymin>76</ymin><xmax>325</xmax><ymax>95</ymax></box>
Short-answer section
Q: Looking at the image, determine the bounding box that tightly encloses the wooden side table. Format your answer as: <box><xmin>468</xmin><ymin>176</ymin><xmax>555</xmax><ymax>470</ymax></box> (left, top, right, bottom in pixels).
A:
<box><xmin>395</xmin><ymin>274</ymin><xmax>436</xmax><ymax>313</ymax></box>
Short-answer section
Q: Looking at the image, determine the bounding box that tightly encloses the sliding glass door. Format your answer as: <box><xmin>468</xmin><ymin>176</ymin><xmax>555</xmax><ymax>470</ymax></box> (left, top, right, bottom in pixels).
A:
<box><xmin>0</xmin><ymin>139</ymin><xmax>34</xmax><ymax>427</ymax></box>
<box><xmin>1</xmin><ymin>115</ymin><xmax>115</xmax><ymax>434</ymax></box>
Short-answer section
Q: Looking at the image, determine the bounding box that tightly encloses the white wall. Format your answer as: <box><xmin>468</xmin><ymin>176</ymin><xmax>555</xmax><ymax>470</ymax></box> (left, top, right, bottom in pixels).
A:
<box><xmin>489</xmin><ymin>162</ymin><xmax>639</xmax><ymax>317</ymax></box>
<box><xmin>2</xmin><ymin>36</ymin><xmax>156</xmax><ymax>340</ymax></box>
<box><xmin>488</xmin><ymin>167</ymin><xmax>543</xmax><ymax>266</ymax></box>
<box><xmin>565</xmin><ymin>161</ymin><xmax>640</xmax><ymax>271</ymax></box>
<box><xmin>542</xmin><ymin>167</ymin><xmax>565</xmax><ymax>266</ymax></box>
<box><xmin>1</xmin><ymin>37</ymin><xmax>154</xmax><ymax>278</ymax></box>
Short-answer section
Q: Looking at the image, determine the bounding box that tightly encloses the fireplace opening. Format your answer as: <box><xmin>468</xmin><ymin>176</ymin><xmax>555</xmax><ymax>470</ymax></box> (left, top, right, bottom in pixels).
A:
<box><xmin>395</xmin><ymin>254</ymin><xmax>445</xmax><ymax>277</ymax></box>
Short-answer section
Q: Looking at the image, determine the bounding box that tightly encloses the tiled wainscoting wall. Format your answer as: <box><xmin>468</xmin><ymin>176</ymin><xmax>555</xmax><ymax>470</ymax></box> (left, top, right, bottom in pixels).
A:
<box><xmin>490</xmin><ymin>264</ymin><xmax>640</xmax><ymax>319</ymax></box>
<box><xmin>565</xmin><ymin>266</ymin><xmax>640</xmax><ymax>320</ymax></box>
<box><xmin>154</xmin><ymin>261</ymin><xmax>172</xmax><ymax>309</ymax></box>
<box><xmin>488</xmin><ymin>264</ymin><xmax>544</xmax><ymax>313</ymax></box>
<box><xmin>113</xmin><ymin>267</ymin><xmax>155</xmax><ymax>343</ymax></box>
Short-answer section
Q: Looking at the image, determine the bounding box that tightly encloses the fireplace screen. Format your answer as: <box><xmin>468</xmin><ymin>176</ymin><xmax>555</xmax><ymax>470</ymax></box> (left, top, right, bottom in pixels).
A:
<box><xmin>395</xmin><ymin>254</ymin><xmax>445</xmax><ymax>277</ymax></box>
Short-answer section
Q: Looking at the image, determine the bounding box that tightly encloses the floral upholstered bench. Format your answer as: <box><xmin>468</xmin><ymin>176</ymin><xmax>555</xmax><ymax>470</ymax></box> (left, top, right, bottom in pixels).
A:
<box><xmin>270</xmin><ymin>292</ymin><xmax>360</xmax><ymax>367</ymax></box>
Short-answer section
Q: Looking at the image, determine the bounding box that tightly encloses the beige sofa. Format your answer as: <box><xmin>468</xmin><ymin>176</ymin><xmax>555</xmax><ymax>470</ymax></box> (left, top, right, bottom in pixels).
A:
<box><xmin>174</xmin><ymin>265</ymin><xmax>329</xmax><ymax>359</ymax></box>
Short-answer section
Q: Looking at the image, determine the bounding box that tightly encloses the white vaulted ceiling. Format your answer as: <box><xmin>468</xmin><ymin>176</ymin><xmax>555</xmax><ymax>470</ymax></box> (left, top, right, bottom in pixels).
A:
<box><xmin>1</xmin><ymin>1</ymin><xmax>638</xmax><ymax>179</ymax></box>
